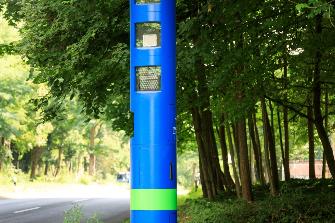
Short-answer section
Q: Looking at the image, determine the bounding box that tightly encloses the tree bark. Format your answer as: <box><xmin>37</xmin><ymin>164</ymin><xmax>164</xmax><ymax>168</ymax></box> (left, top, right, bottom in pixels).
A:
<box><xmin>261</xmin><ymin>97</ymin><xmax>279</xmax><ymax>196</ymax></box>
<box><xmin>313</xmin><ymin>14</ymin><xmax>335</xmax><ymax>178</ymax></box>
<box><xmin>191</xmin><ymin>107</ymin><xmax>216</xmax><ymax>200</ymax></box>
<box><xmin>283</xmin><ymin>109</ymin><xmax>290</xmax><ymax>180</ymax></box>
<box><xmin>44</xmin><ymin>161</ymin><xmax>49</xmax><ymax>176</ymax></box>
<box><xmin>30</xmin><ymin>147</ymin><xmax>43</xmax><ymax>180</ymax></box>
<box><xmin>217</xmin><ymin>115</ymin><xmax>235</xmax><ymax>189</ymax></box>
<box><xmin>277</xmin><ymin>108</ymin><xmax>285</xmax><ymax>181</ymax></box>
<box><xmin>322</xmin><ymin>86</ymin><xmax>329</xmax><ymax>178</ymax></box>
<box><xmin>253</xmin><ymin>113</ymin><xmax>265</xmax><ymax>184</ymax></box>
<box><xmin>282</xmin><ymin>51</ymin><xmax>291</xmax><ymax>181</ymax></box>
<box><xmin>54</xmin><ymin>147</ymin><xmax>63</xmax><ymax>177</ymax></box>
<box><xmin>227</xmin><ymin>123</ymin><xmax>241</xmax><ymax>197</ymax></box>
<box><xmin>308</xmin><ymin>104</ymin><xmax>316</xmax><ymax>179</ymax></box>
<box><xmin>199</xmin><ymin>157</ymin><xmax>208</xmax><ymax>198</ymax></box>
<box><xmin>236</xmin><ymin>119</ymin><xmax>253</xmax><ymax>201</ymax></box>
<box><xmin>248</xmin><ymin>114</ymin><xmax>264</xmax><ymax>184</ymax></box>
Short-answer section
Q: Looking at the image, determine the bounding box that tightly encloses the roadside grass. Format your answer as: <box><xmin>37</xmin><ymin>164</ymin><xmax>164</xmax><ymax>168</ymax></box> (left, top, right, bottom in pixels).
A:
<box><xmin>64</xmin><ymin>205</ymin><xmax>102</xmax><ymax>223</ymax></box>
<box><xmin>179</xmin><ymin>179</ymin><xmax>335</xmax><ymax>223</ymax></box>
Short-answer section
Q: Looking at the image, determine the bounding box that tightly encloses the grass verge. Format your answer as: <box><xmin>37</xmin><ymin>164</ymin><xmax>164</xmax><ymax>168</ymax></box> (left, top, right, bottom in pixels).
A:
<box><xmin>179</xmin><ymin>179</ymin><xmax>335</xmax><ymax>223</ymax></box>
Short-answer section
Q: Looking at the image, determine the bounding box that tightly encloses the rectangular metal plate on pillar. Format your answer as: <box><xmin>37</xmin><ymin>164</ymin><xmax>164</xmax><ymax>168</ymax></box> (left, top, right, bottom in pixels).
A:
<box><xmin>130</xmin><ymin>0</ymin><xmax>177</xmax><ymax>223</ymax></box>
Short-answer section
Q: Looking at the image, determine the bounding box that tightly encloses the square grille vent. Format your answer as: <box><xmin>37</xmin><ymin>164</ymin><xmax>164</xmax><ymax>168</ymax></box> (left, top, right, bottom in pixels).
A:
<box><xmin>136</xmin><ymin>66</ymin><xmax>161</xmax><ymax>91</ymax></box>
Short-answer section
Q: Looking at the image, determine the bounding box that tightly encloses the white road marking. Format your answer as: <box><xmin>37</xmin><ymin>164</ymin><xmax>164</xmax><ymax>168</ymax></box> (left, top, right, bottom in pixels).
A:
<box><xmin>14</xmin><ymin>207</ymin><xmax>40</xmax><ymax>214</ymax></box>
<box><xmin>73</xmin><ymin>199</ymin><xmax>90</xmax><ymax>203</ymax></box>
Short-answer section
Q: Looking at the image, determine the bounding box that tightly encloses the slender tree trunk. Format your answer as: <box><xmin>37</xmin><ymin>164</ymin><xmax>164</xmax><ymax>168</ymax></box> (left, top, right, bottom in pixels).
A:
<box><xmin>227</xmin><ymin>123</ymin><xmax>241</xmax><ymax>197</ymax></box>
<box><xmin>269</xmin><ymin>102</ymin><xmax>275</xmax><ymax>143</ymax></box>
<box><xmin>248</xmin><ymin>114</ymin><xmax>263</xmax><ymax>184</ymax></box>
<box><xmin>54</xmin><ymin>147</ymin><xmax>63</xmax><ymax>177</ymax></box>
<box><xmin>89</xmin><ymin>124</ymin><xmax>97</xmax><ymax>176</ymax></box>
<box><xmin>44</xmin><ymin>161</ymin><xmax>49</xmax><ymax>176</ymax></box>
<box><xmin>253</xmin><ymin>113</ymin><xmax>265</xmax><ymax>185</ymax></box>
<box><xmin>236</xmin><ymin>119</ymin><xmax>253</xmax><ymax>201</ymax></box>
<box><xmin>313</xmin><ymin>14</ymin><xmax>335</xmax><ymax>178</ymax></box>
<box><xmin>261</xmin><ymin>97</ymin><xmax>279</xmax><ymax>196</ymax></box>
<box><xmin>191</xmin><ymin>107</ymin><xmax>216</xmax><ymax>200</ymax></box>
<box><xmin>322</xmin><ymin>86</ymin><xmax>329</xmax><ymax>178</ymax></box>
<box><xmin>308</xmin><ymin>104</ymin><xmax>316</xmax><ymax>179</ymax></box>
<box><xmin>283</xmin><ymin>107</ymin><xmax>290</xmax><ymax>180</ymax></box>
<box><xmin>232</xmin><ymin>124</ymin><xmax>241</xmax><ymax>173</ymax></box>
<box><xmin>77</xmin><ymin>154</ymin><xmax>81</xmax><ymax>174</ymax></box>
<box><xmin>283</xmin><ymin>53</ymin><xmax>291</xmax><ymax>181</ymax></box>
<box><xmin>277</xmin><ymin>108</ymin><xmax>286</xmax><ymax>181</ymax></box>
<box><xmin>217</xmin><ymin>115</ymin><xmax>235</xmax><ymax>189</ymax></box>
<box><xmin>30</xmin><ymin>147</ymin><xmax>43</xmax><ymax>180</ymax></box>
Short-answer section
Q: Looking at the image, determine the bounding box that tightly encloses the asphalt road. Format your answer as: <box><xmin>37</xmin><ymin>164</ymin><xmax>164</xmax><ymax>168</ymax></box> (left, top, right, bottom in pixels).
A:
<box><xmin>0</xmin><ymin>197</ymin><xmax>129</xmax><ymax>223</ymax></box>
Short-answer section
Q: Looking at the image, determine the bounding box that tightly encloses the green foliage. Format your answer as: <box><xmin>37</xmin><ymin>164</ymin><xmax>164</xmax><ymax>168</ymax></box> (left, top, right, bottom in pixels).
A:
<box><xmin>14</xmin><ymin>0</ymin><xmax>132</xmax><ymax>134</ymax></box>
<box><xmin>63</xmin><ymin>205</ymin><xmax>102</xmax><ymax>223</ymax></box>
<box><xmin>64</xmin><ymin>205</ymin><xmax>83</xmax><ymax>223</ymax></box>
<box><xmin>179</xmin><ymin>180</ymin><xmax>335</xmax><ymax>223</ymax></box>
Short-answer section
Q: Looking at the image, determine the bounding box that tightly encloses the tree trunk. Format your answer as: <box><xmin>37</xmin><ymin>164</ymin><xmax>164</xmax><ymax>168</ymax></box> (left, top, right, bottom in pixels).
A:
<box><xmin>191</xmin><ymin>107</ymin><xmax>216</xmax><ymax>200</ymax></box>
<box><xmin>217</xmin><ymin>115</ymin><xmax>235</xmax><ymax>189</ymax></box>
<box><xmin>261</xmin><ymin>97</ymin><xmax>279</xmax><ymax>196</ymax></box>
<box><xmin>313</xmin><ymin>14</ymin><xmax>335</xmax><ymax>178</ymax></box>
<box><xmin>199</xmin><ymin>157</ymin><xmax>208</xmax><ymax>198</ymax></box>
<box><xmin>30</xmin><ymin>147</ymin><xmax>43</xmax><ymax>180</ymax></box>
<box><xmin>253</xmin><ymin>113</ymin><xmax>266</xmax><ymax>184</ymax></box>
<box><xmin>282</xmin><ymin>52</ymin><xmax>291</xmax><ymax>181</ymax></box>
<box><xmin>248</xmin><ymin>114</ymin><xmax>264</xmax><ymax>184</ymax></box>
<box><xmin>89</xmin><ymin>153</ymin><xmax>96</xmax><ymax>176</ymax></box>
<box><xmin>54</xmin><ymin>147</ymin><xmax>63</xmax><ymax>177</ymax></box>
<box><xmin>277</xmin><ymin>108</ymin><xmax>285</xmax><ymax>181</ymax></box>
<box><xmin>322</xmin><ymin>86</ymin><xmax>329</xmax><ymax>178</ymax></box>
<box><xmin>227</xmin><ymin>123</ymin><xmax>241</xmax><ymax>197</ymax></box>
<box><xmin>308</xmin><ymin>104</ymin><xmax>316</xmax><ymax>179</ymax></box>
<box><xmin>269</xmin><ymin>101</ymin><xmax>276</xmax><ymax>144</ymax></box>
<box><xmin>44</xmin><ymin>161</ymin><xmax>49</xmax><ymax>176</ymax></box>
<box><xmin>232</xmin><ymin>124</ymin><xmax>241</xmax><ymax>173</ymax></box>
<box><xmin>236</xmin><ymin>119</ymin><xmax>253</xmax><ymax>201</ymax></box>
<box><xmin>89</xmin><ymin>124</ymin><xmax>97</xmax><ymax>176</ymax></box>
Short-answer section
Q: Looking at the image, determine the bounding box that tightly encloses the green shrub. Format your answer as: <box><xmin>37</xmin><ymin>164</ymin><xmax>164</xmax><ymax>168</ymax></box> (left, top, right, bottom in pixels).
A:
<box><xmin>179</xmin><ymin>180</ymin><xmax>335</xmax><ymax>223</ymax></box>
<box><xmin>63</xmin><ymin>205</ymin><xmax>102</xmax><ymax>223</ymax></box>
<box><xmin>64</xmin><ymin>205</ymin><xmax>83</xmax><ymax>223</ymax></box>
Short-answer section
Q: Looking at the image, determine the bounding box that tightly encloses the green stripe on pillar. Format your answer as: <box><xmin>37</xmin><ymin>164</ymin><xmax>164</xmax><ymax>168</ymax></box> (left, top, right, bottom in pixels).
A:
<box><xmin>131</xmin><ymin>189</ymin><xmax>177</xmax><ymax>210</ymax></box>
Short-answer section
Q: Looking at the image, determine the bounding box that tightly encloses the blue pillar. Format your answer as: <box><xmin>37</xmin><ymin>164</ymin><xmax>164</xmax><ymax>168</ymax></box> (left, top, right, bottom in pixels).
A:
<box><xmin>130</xmin><ymin>0</ymin><xmax>177</xmax><ymax>223</ymax></box>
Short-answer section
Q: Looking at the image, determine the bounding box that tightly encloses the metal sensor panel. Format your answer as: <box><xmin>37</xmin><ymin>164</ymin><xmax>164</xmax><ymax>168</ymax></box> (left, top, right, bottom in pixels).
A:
<box><xmin>136</xmin><ymin>66</ymin><xmax>161</xmax><ymax>91</ymax></box>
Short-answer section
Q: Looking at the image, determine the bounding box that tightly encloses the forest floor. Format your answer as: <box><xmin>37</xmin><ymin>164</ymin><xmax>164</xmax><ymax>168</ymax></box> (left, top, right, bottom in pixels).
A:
<box><xmin>179</xmin><ymin>179</ymin><xmax>335</xmax><ymax>223</ymax></box>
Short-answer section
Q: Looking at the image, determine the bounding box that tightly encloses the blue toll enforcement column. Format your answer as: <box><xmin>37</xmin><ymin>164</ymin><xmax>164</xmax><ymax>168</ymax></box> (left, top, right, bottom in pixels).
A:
<box><xmin>130</xmin><ymin>0</ymin><xmax>177</xmax><ymax>222</ymax></box>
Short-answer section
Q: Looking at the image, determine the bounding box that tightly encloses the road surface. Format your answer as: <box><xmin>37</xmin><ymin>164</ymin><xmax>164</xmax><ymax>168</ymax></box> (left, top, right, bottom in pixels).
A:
<box><xmin>0</xmin><ymin>184</ymin><xmax>130</xmax><ymax>223</ymax></box>
<box><xmin>0</xmin><ymin>197</ymin><xmax>129</xmax><ymax>223</ymax></box>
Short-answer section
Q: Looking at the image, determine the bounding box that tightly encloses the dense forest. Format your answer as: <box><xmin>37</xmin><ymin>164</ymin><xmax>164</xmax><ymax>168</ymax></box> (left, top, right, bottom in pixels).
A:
<box><xmin>0</xmin><ymin>0</ymin><xmax>334</xmax><ymax>205</ymax></box>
